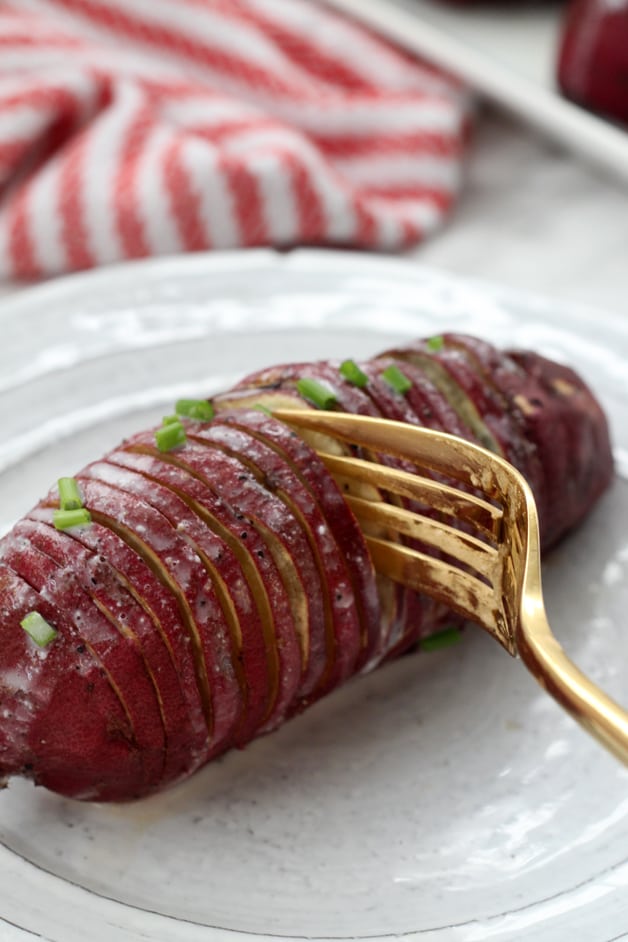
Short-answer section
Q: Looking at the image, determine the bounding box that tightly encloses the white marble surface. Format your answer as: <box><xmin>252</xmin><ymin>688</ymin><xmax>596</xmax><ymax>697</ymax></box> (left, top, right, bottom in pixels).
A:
<box><xmin>1</xmin><ymin>108</ymin><xmax>627</xmax><ymax>314</ymax></box>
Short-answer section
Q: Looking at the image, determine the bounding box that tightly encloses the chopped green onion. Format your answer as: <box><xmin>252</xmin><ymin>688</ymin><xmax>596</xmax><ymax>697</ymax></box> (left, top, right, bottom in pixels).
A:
<box><xmin>21</xmin><ymin>612</ymin><xmax>58</xmax><ymax>647</ymax></box>
<box><xmin>420</xmin><ymin>627</ymin><xmax>462</xmax><ymax>652</ymax></box>
<box><xmin>339</xmin><ymin>359</ymin><xmax>368</xmax><ymax>388</ymax></box>
<box><xmin>381</xmin><ymin>365</ymin><xmax>412</xmax><ymax>395</ymax></box>
<box><xmin>155</xmin><ymin>421</ymin><xmax>187</xmax><ymax>452</ymax></box>
<box><xmin>253</xmin><ymin>404</ymin><xmax>272</xmax><ymax>416</ymax></box>
<box><xmin>426</xmin><ymin>335</ymin><xmax>444</xmax><ymax>352</ymax></box>
<box><xmin>53</xmin><ymin>508</ymin><xmax>92</xmax><ymax>530</ymax></box>
<box><xmin>175</xmin><ymin>398</ymin><xmax>214</xmax><ymax>422</ymax></box>
<box><xmin>58</xmin><ymin>477</ymin><xmax>83</xmax><ymax>511</ymax></box>
<box><xmin>162</xmin><ymin>414</ymin><xmax>180</xmax><ymax>426</ymax></box>
<box><xmin>296</xmin><ymin>378</ymin><xmax>338</xmax><ymax>410</ymax></box>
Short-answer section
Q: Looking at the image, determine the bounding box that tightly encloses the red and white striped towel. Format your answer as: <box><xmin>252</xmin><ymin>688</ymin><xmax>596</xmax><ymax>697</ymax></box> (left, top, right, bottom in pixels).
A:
<box><xmin>0</xmin><ymin>0</ymin><xmax>470</xmax><ymax>279</ymax></box>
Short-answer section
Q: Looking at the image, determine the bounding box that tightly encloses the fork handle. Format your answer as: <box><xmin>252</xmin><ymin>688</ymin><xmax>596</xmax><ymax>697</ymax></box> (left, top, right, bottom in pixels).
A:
<box><xmin>517</xmin><ymin>608</ymin><xmax>628</xmax><ymax>765</ymax></box>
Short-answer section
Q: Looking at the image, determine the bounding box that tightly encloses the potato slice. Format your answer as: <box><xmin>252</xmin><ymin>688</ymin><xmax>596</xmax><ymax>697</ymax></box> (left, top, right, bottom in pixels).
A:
<box><xmin>214</xmin><ymin>380</ymin><xmax>402</xmax><ymax>661</ymax></box>
<box><xmin>101</xmin><ymin>450</ymin><xmax>277</xmax><ymax>746</ymax></box>
<box><xmin>0</xmin><ymin>533</ymin><xmax>166</xmax><ymax>794</ymax></box>
<box><xmin>119</xmin><ymin>436</ymin><xmax>302</xmax><ymax>738</ymax></box>
<box><xmin>382</xmin><ymin>345</ymin><xmax>500</xmax><ymax>453</ymax></box>
<box><xmin>217</xmin><ymin>410</ymin><xmax>383</xmax><ymax>671</ymax></box>
<box><xmin>76</xmin><ymin>471</ymin><xmax>243</xmax><ymax>755</ymax></box>
<box><xmin>0</xmin><ymin>564</ymin><xmax>145</xmax><ymax>801</ymax></box>
<box><xmin>27</xmin><ymin>504</ymin><xmax>211</xmax><ymax>776</ymax></box>
<box><xmin>19</xmin><ymin>516</ymin><xmax>200</xmax><ymax>787</ymax></box>
<box><xmin>192</xmin><ymin>421</ymin><xmax>358</xmax><ymax>698</ymax></box>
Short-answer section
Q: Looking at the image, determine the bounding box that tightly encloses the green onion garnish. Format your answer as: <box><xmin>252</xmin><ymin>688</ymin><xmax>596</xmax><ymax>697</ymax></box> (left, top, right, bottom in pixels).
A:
<box><xmin>253</xmin><ymin>404</ymin><xmax>272</xmax><ymax>416</ymax></box>
<box><xmin>58</xmin><ymin>477</ymin><xmax>83</xmax><ymax>511</ymax></box>
<box><xmin>20</xmin><ymin>612</ymin><xmax>58</xmax><ymax>647</ymax></box>
<box><xmin>420</xmin><ymin>627</ymin><xmax>462</xmax><ymax>652</ymax></box>
<box><xmin>339</xmin><ymin>359</ymin><xmax>368</xmax><ymax>388</ymax></box>
<box><xmin>162</xmin><ymin>414</ymin><xmax>180</xmax><ymax>426</ymax></box>
<box><xmin>381</xmin><ymin>365</ymin><xmax>412</xmax><ymax>395</ymax></box>
<box><xmin>175</xmin><ymin>398</ymin><xmax>214</xmax><ymax>422</ymax></box>
<box><xmin>296</xmin><ymin>378</ymin><xmax>338</xmax><ymax>410</ymax></box>
<box><xmin>426</xmin><ymin>335</ymin><xmax>444</xmax><ymax>351</ymax></box>
<box><xmin>53</xmin><ymin>508</ymin><xmax>92</xmax><ymax>531</ymax></box>
<box><xmin>155</xmin><ymin>421</ymin><xmax>187</xmax><ymax>452</ymax></box>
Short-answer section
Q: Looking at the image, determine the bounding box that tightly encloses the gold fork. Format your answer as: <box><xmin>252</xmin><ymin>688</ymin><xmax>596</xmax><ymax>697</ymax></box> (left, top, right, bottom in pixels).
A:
<box><xmin>274</xmin><ymin>409</ymin><xmax>628</xmax><ymax>765</ymax></box>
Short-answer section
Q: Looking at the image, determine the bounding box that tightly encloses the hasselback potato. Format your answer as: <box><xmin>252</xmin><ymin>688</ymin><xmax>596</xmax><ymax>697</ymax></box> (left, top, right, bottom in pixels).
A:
<box><xmin>0</xmin><ymin>334</ymin><xmax>613</xmax><ymax>801</ymax></box>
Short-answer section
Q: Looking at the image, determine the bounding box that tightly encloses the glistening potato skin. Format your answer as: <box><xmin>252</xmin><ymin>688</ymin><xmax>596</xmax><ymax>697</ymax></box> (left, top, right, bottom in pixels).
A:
<box><xmin>0</xmin><ymin>335</ymin><xmax>614</xmax><ymax>801</ymax></box>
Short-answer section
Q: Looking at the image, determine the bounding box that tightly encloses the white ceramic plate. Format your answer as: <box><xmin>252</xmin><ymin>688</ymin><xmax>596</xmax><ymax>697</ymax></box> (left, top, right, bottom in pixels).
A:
<box><xmin>0</xmin><ymin>250</ymin><xmax>627</xmax><ymax>942</ymax></box>
<box><xmin>326</xmin><ymin>0</ymin><xmax>628</xmax><ymax>188</ymax></box>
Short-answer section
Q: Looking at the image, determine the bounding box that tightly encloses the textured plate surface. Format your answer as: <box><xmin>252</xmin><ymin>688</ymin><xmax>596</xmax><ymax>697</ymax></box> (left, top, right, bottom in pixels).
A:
<box><xmin>0</xmin><ymin>250</ymin><xmax>627</xmax><ymax>942</ymax></box>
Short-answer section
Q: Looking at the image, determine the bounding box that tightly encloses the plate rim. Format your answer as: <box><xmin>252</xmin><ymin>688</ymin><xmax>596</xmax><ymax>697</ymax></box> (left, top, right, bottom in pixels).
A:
<box><xmin>1</xmin><ymin>247</ymin><xmax>627</xmax><ymax>942</ymax></box>
<box><xmin>1</xmin><ymin>247</ymin><xmax>626</xmax><ymax>333</ymax></box>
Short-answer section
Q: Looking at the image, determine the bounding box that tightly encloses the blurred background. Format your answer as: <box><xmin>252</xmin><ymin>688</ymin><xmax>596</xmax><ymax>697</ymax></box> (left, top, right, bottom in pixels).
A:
<box><xmin>0</xmin><ymin>0</ymin><xmax>627</xmax><ymax>310</ymax></box>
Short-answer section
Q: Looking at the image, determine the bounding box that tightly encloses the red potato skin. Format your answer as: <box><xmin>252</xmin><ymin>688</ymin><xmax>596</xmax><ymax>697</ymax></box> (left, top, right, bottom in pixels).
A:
<box><xmin>92</xmin><ymin>451</ymin><xmax>278</xmax><ymax>745</ymax></box>
<box><xmin>443</xmin><ymin>334</ymin><xmax>613</xmax><ymax>548</ymax></box>
<box><xmin>558</xmin><ymin>0</ymin><xmax>628</xmax><ymax>127</ymax></box>
<box><xmin>230</xmin><ymin>360</ymin><xmax>382</xmax><ymax>419</ymax></box>
<box><xmin>0</xmin><ymin>533</ymin><xmax>167</xmax><ymax>789</ymax></box>
<box><xmin>116</xmin><ymin>435</ymin><xmax>304</xmax><ymax>736</ymax></box>
<box><xmin>356</xmin><ymin>349</ymin><xmax>477</xmax><ymax>654</ymax></box>
<box><xmin>186</xmin><ymin>424</ymin><xmax>361</xmax><ymax>694</ymax></box>
<box><xmin>0</xmin><ymin>562</ymin><xmax>154</xmax><ymax>801</ymax></box>
<box><xmin>216</xmin><ymin>410</ymin><xmax>383</xmax><ymax>670</ymax></box>
<box><xmin>0</xmin><ymin>564</ymin><xmax>146</xmax><ymax>801</ymax></box>
<box><xmin>507</xmin><ymin>351</ymin><xmax>614</xmax><ymax>548</ymax></box>
<box><xmin>438</xmin><ymin>334</ymin><xmax>552</xmax><ymax>533</ymax></box>
<box><xmin>186</xmin><ymin>421</ymin><xmax>346</xmax><ymax>700</ymax></box>
<box><xmin>345</xmin><ymin>359</ymin><xmax>450</xmax><ymax>656</ymax></box>
<box><xmin>184</xmin><ymin>429</ymin><xmax>329</xmax><ymax>692</ymax></box>
<box><xmin>355</xmin><ymin>358</ymin><xmax>475</xmax><ymax>658</ymax></box>
<box><xmin>429</xmin><ymin>336</ymin><xmax>546</xmax><ymax>520</ymax></box>
<box><xmin>104</xmin><ymin>446</ymin><xmax>308</xmax><ymax>745</ymax></box>
<box><xmin>227</xmin><ymin>361</ymin><xmax>424</xmax><ymax>657</ymax></box>
<box><xmin>358</xmin><ymin>358</ymin><xmax>439</xmax><ymax>429</ymax></box>
<box><xmin>385</xmin><ymin>342</ymin><xmax>523</xmax><ymax>456</ymax></box>
<box><xmin>27</xmin><ymin>507</ymin><xmax>211</xmax><ymax>774</ymax></box>
<box><xmin>0</xmin><ymin>335</ymin><xmax>614</xmax><ymax>801</ymax></box>
<box><xmin>373</xmin><ymin>356</ymin><xmax>473</xmax><ymax>441</ymax></box>
<box><xmin>12</xmin><ymin>517</ymin><xmax>197</xmax><ymax>788</ymax></box>
<box><xmin>75</xmin><ymin>474</ymin><xmax>244</xmax><ymax>758</ymax></box>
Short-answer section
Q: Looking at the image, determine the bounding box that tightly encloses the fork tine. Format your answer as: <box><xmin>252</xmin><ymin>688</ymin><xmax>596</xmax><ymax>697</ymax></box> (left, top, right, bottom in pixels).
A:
<box><xmin>318</xmin><ymin>451</ymin><xmax>502</xmax><ymax>541</ymax></box>
<box><xmin>345</xmin><ymin>494</ymin><xmax>499</xmax><ymax>579</ymax></box>
<box><xmin>364</xmin><ymin>536</ymin><xmax>506</xmax><ymax>642</ymax></box>
<box><xmin>274</xmin><ymin>410</ymin><xmax>507</xmax><ymax>494</ymax></box>
<box><xmin>274</xmin><ymin>409</ymin><xmax>628</xmax><ymax>763</ymax></box>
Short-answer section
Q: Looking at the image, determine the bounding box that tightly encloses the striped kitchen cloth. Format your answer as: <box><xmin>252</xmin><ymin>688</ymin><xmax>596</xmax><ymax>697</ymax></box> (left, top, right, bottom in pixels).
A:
<box><xmin>0</xmin><ymin>0</ymin><xmax>470</xmax><ymax>278</ymax></box>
